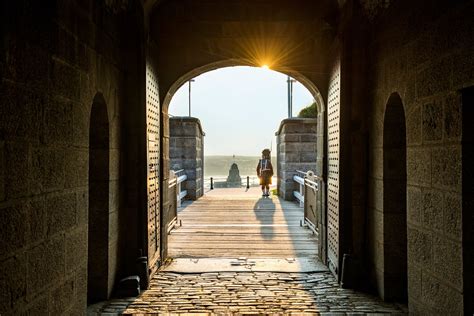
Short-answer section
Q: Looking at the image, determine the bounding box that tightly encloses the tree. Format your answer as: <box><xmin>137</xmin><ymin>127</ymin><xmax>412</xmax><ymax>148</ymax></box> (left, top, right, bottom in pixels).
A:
<box><xmin>298</xmin><ymin>102</ymin><xmax>317</xmax><ymax>118</ymax></box>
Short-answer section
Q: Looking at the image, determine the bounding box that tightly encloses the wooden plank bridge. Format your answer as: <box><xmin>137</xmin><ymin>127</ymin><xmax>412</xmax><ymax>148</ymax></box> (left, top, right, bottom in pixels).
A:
<box><xmin>168</xmin><ymin>188</ymin><xmax>319</xmax><ymax>259</ymax></box>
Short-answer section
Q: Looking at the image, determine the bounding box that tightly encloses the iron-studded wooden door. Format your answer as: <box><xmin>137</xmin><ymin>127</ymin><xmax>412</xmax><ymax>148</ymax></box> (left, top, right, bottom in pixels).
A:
<box><xmin>327</xmin><ymin>60</ymin><xmax>341</xmax><ymax>280</ymax></box>
<box><xmin>146</xmin><ymin>60</ymin><xmax>160</xmax><ymax>268</ymax></box>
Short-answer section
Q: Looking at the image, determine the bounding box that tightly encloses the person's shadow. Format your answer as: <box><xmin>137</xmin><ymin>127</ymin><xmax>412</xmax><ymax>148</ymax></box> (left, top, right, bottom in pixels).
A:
<box><xmin>253</xmin><ymin>197</ymin><xmax>276</xmax><ymax>240</ymax></box>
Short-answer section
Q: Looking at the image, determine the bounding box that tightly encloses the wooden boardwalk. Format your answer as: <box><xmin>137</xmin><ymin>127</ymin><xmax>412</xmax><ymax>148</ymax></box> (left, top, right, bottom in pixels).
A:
<box><xmin>168</xmin><ymin>188</ymin><xmax>319</xmax><ymax>259</ymax></box>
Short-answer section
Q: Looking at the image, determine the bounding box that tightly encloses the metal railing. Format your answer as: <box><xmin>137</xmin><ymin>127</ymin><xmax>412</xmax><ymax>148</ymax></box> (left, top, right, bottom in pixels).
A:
<box><xmin>293</xmin><ymin>170</ymin><xmax>306</xmax><ymax>207</ymax></box>
<box><xmin>293</xmin><ymin>170</ymin><xmax>324</xmax><ymax>237</ymax></box>
<box><xmin>165</xmin><ymin>169</ymin><xmax>188</xmax><ymax>236</ymax></box>
<box><xmin>205</xmin><ymin>175</ymin><xmax>271</xmax><ymax>190</ymax></box>
<box><xmin>170</xmin><ymin>169</ymin><xmax>188</xmax><ymax>207</ymax></box>
<box><xmin>293</xmin><ymin>170</ymin><xmax>321</xmax><ymax>205</ymax></box>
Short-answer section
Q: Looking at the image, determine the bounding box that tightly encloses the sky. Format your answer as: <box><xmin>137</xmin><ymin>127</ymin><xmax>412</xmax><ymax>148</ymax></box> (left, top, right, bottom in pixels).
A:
<box><xmin>169</xmin><ymin>66</ymin><xmax>314</xmax><ymax>156</ymax></box>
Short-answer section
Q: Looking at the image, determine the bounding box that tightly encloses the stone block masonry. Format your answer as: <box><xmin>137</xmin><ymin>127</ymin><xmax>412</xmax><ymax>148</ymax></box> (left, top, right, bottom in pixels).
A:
<box><xmin>170</xmin><ymin>117</ymin><xmax>205</xmax><ymax>200</ymax></box>
<box><xmin>0</xmin><ymin>1</ymin><xmax>143</xmax><ymax>314</ymax></box>
<box><xmin>365</xmin><ymin>2</ymin><xmax>474</xmax><ymax>313</ymax></box>
<box><xmin>276</xmin><ymin>118</ymin><xmax>318</xmax><ymax>200</ymax></box>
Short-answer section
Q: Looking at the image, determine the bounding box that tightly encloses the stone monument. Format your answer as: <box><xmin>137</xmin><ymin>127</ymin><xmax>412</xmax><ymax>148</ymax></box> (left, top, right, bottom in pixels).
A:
<box><xmin>226</xmin><ymin>163</ymin><xmax>242</xmax><ymax>188</ymax></box>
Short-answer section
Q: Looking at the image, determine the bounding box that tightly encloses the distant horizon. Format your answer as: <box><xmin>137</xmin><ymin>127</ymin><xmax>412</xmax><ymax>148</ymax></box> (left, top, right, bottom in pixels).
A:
<box><xmin>204</xmin><ymin>155</ymin><xmax>278</xmax><ymax>177</ymax></box>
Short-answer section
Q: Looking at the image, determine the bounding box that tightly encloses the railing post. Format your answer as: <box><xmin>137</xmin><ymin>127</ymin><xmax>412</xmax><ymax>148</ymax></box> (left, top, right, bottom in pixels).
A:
<box><xmin>299</xmin><ymin>181</ymin><xmax>304</xmax><ymax>207</ymax></box>
<box><xmin>177</xmin><ymin>181</ymin><xmax>182</xmax><ymax>207</ymax></box>
<box><xmin>210</xmin><ymin>177</ymin><xmax>214</xmax><ymax>190</ymax></box>
<box><xmin>246</xmin><ymin>176</ymin><xmax>250</xmax><ymax>189</ymax></box>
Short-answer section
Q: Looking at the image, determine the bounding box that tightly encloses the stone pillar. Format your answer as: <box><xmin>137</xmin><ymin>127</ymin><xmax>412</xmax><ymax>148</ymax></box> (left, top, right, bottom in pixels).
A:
<box><xmin>276</xmin><ymin>118</ymin><xmax>318</xmax><ymax>200</ymax></box>
<box><xmin>170</xmin><ymin>117</ymin><xmax>205</xmax><ymax>200</ymax></box>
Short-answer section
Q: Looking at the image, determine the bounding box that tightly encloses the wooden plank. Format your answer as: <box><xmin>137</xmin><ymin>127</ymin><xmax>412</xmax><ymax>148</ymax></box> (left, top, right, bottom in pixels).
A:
<box><xmin>169</xmin><ymin>250</ymin><xmax>318</xmax><ymax>256</ymax></box>
<box><xmin>181</xmin><ymin>208</ymin><xmax>302</xmax><ymax>210</ymax></box>
<box><xmin>169</xmin><ymin>251</ymin><xmax>318</xmax><ymax>258</ymax></box>
<box><xmin>171</xmin><ymin>228</ymin><xmax>310</xmax><ymax>234</ymax></box>
<box><xmin>169</xmin><ymin>240</ymin><xmax>318</xmax><ymax>246</ymax></box>
<box><xmin>179</xmin><ymin>221</ymin><xmax>303</xmax><ymax>225</ymax></box>
<box><xmin>170</xmin><ymin>236</ymin><xmax>314</xmax><ymax>241</ymax></box>
<box><xmin>177</xmin><ymin>215</ymin><xmax>304</xmax><ymax>219</ymax></box>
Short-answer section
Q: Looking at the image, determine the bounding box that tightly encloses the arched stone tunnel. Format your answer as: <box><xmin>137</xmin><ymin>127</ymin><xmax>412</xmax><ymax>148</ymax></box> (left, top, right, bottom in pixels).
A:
<box><xmin>0</xmin><ymin>0</ymin><xmax>473</xmax><ymax>314</ymax></box>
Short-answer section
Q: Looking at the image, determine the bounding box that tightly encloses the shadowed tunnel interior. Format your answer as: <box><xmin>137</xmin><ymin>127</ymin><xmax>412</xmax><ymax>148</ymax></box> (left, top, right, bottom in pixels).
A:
<box><xmin>0</xmin><ymin>0</ymin><xmax>473</xmax><ymax>314</ymax></box>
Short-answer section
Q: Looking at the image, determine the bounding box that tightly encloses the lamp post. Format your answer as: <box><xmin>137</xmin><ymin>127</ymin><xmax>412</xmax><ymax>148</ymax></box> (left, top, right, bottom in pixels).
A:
<box><xmin>287</xmin><ymin>76</ymin><xmax>296</xmax><ymax>118</ymax></box>
<box><xmin>188</xmin><ymin>79</ymin><xmax>195</xmax><ymax>117</ymax></box>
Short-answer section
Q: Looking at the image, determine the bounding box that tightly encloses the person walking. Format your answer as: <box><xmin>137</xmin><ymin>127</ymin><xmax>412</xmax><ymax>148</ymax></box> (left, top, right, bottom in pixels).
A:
<box><xmin>257</xmin><ymin>149</ymin><xmax>274</xmax><ymax>197</ymax></box>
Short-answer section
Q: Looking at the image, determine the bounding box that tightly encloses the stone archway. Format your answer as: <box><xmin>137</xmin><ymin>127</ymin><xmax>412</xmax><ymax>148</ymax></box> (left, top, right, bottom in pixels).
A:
<box><xmin>145</xmin><ymin>0</ymin><xmax>337</xmax><ymax>270</ymax></box>
<box><xmin>88</xmin><ymin>93</ymin><xmax>110</xmax><ymax>304</ymax></box>
<box><xmin>157</xmin><ymin>62</ymin><xmax>326</xmax><ymax>262</ymax></box>
<box><xmin>382</xmin><ymin>92</ymin><xmax>407</xmax><ymax>302</ymax></box>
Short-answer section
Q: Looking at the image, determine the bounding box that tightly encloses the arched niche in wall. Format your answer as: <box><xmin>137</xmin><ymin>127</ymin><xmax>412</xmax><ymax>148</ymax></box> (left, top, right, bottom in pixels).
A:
<box><xmin>0</xmin><ymin>130</ymin><xmax>4</xmax><ymax>202</ymax></box>
<box><xmin>462</xmin><ymin>87</ymin><xmax>474</xmax><ymax>314</ymax></box>
<box><xmin>88</xmin><ymin>92</ymin><xmax>110</xmax><ymax>304</ymax></box>
<box><xmin>382</xmin><ymin>92</ymin><xmax>407</xmax><ymax>302</ymax></box>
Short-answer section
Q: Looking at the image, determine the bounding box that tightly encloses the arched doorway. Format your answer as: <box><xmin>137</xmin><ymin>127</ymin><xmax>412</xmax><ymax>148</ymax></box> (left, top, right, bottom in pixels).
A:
<box><xmin>162</xmin><ymin>65</ymin><xmax>322</xmax><ymax>260</ymax></box>
<box><xmin>88</xmin><ymin>93</ymin><xmax>110</xmax><ymax>304</ymax></box>
<box><xmin>144</xmin><ymin>0</ymin><xmax>336</xmax><ymax>273</ymax></box>
<box><xmin>382</xmin><ymin>92</ymin><xmax>407</xmax><ymax>302</ymax></box>
<box><xmin>462</xmin><ymin>87</ymin><xmax>474</xmax><ymax>314</ymax></box>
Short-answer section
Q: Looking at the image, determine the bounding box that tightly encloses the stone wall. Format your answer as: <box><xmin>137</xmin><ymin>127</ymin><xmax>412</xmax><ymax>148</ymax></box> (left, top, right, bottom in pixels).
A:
<box><xmin>169</xmin><ymin>117</ymin><xmax>205</xmax><ymax>200</ymax></box>
<box><xmin>364</xmin><ymin>1</ymin><xmax>474</xmax><ymax>313</ymax></box>
<box><xmin>0</xmin><ymin>1</ymin><xmax>144</xmax><ymax>314</ymax></box>
<box><xmin>276</xmin><ymin>118</ymin><xmax>318</xmax><ymax>200</ymax></box>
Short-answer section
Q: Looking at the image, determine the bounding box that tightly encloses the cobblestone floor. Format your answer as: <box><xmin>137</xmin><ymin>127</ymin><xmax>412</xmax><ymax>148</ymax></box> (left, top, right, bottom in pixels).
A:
<box><xmin>90</xmin><ymin>271</ymin><xmax>407</xmax><ymax>315</ymax></box>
